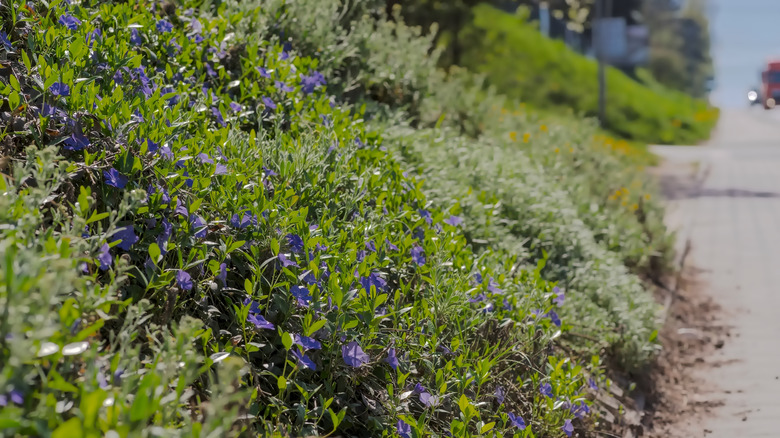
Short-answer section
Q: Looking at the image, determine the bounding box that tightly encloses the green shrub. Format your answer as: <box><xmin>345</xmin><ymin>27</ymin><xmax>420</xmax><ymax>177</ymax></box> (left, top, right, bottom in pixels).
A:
<box><xmin>459</xmin><ymin>4</ymin><xmax>719</xmax><ymax>145</ymax></box>
<box><xmin>0</xmin><ymin>1</ymin><xmax>604</xmax><ymax>436</ymax></box>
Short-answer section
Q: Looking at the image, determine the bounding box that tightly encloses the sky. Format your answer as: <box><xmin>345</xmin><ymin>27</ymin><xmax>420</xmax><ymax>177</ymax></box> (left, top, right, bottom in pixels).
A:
<box><xmin>708</xmin><ymin>0</ymin><xmax>780</xmax><ymax>108</ymax></box>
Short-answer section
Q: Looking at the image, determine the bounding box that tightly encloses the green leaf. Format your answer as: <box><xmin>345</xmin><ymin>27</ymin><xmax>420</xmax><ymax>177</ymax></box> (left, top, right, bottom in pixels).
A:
<box><xmin>21</xmin><ymin>50</ymin><xmax>32</xmax><ymax>74</ymax></box>
<box><xmin>306</xmin><ymin>319</ymin><xmax>327</xmax><ymax>336</ymax></box>
<box><xmin>281</xmin><ymin>332</ymin><xmax>293</xmax><ymax>350</ymax></box>
<box><xmin>149</xmin><ymin>243</ymin><xmax>161</xmax><ymax>263</ymax></box>
<box><xmin>277</xmin><ymin>375</ymin><xmax>287</xmax><ymax>390</ymax></box>
<box><xmin>227</xmin><ymin>240</ymin><xmax>245</xmax><ymax>254</ymax></box>
<box><xmin>9</xmin><ymin>74</ymin><xmax>20</xmax><ymax>92</ymax></box>
<box><xmin>52</xmin><ymin>418</ymin><xmax>83</xmax><ymax>438</ymax></box>
<box><xmin>480</xmin><ymin>422</ymin><xmax>495</xmax><ymax>434</ymax></box>
<box><xmin>8</xmin><ymin>91</ymin><xmax>19</xmax><ymax>111</ymax></box>
<box><xmin>458</xmin><ymin>394</ymin><xmax>470</xmax><ymax>414</ymax></box>
<box><xmin>85</xmin><ymin>211</ymin><xmax>109</xmax><ymax>225</ymax></box>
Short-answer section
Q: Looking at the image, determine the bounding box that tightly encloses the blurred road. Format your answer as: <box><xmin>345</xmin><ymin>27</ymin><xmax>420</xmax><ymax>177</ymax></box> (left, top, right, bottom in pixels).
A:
<box><xmin>652</xmin><ymin>107</ymin><xmax>780</xmax><ymax>437</ymax></box>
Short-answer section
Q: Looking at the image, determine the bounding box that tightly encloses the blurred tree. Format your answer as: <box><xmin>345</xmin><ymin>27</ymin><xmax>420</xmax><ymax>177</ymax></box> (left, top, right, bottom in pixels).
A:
<box><xmin>644</xmin><ymin>0</ymin><xmax>713</xmax><ymax>97</ymax></box>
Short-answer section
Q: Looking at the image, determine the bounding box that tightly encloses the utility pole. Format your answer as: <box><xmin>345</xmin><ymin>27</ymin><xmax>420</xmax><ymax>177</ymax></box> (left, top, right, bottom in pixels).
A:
<box><xmin>595</xmin><ymin>0</ymin><xmax>606</xmax><ymax>128</ymax></box>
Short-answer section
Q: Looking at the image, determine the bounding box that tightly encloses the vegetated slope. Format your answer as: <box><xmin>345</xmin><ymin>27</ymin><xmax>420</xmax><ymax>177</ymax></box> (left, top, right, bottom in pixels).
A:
<box><xmin>459</xmin><ymin>4</ymin><xmax>719</xmax><ymax>145</ymax></box>
<box><xmin>0</xmin><ymin>0</ymin><xmax>664</xmax><ymax>437</ymax></box>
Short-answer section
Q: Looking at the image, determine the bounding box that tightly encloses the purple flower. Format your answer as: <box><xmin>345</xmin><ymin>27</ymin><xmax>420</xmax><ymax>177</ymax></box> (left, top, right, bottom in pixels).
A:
<box><xmin>443</xmin><ymin>215</ymin><xmax>463</xmax><ymax>226</ymax></box>
<box><xmin>503</xmin><ymin>299</ymin><xmax>512</xmax><ymax>311</ymax></box>
<box><xmin>243</xmin><ymin>298</ymin><xmax>262</xmax><ymax>314</ymax></box>
<box><xmin>474</xmin><ymin>272</ymin><xmax>483</xmax><ymax>284</ymax></box>
<box><xmin>360</xmin><ymin>272</ymin><xmax>387</xmax><ymax>293</ymax></box>
<box><xmin>144</xmin><ymin>139</ymin><xmax>159</xmax><ymax>153</ymax></box>
<box><xmin>413</xmin><ymin>383</ymin><xmax>426</xmax><ymax>394</ymax></box>
<box><xmin>286</xmin><ymin>234</ymin><xmax>304</xmax><ymax>253</ymax></box>
<box><xmin>342</xmin><ymin>341</ymin><xmax>369</xmax><ymax>367</ymax></box>
<box><xmin>262</xmin><ymin>96</ymin><xmax>277</xmax><ymax>110</ymax></box>
<box><xmin>0</xmin><ymin>31</ymin><xmax>13</xmax><ymax>51</ymax></box>
<box><xmin>365</xmin><ymin>241</ymin><xmax>376</xmax><ymax>252</ymax></box>
<box><xmin>215</xmin><ymin>163</ymin><xmax>228</xmax><ymax>175</ymax></box>
<box><xmin>50</xmin><ymin>82</ymin><xmax>70</xmax><ymax>97</ymax></box>
<box><xmin>59</xmin><ymin>14</ymin><xmax>81</xmax><ymax>30</ymax></box>
<box><xmin>230</xmin><ymin>212</ymin><xmax>256</xmax><ymax>229</ymax></box>
<box><xmin>0</xmin><ymin>394</ymin><xmax>6</xmax><ymax>407</ymax></box>
<box><xmin>257</xmin><ymin>67</ymin><xmax>271</xmax><ymax>78</ymax></box>
<box><xmin>63</xmin><ymin>133</ymin><xmax>90</xmax><ymax>151</ymax></box>
<box><xmin>540</xmin><ymin>382</ymin><xmax>554</xmax><ymax>398</ymax></box>
<box><xmin>294</xmin><ymin>334</ymin><xmax>322</xmax><ymax>350</ymax></box>
<box><xmin>175</xmin><ymin>198</ymin><xmax>189</xmax><ymax>217</ymax></box>
<box><xmin>507</xmin><ymin>412</ymin><xmax>526</xmax><ymax>430</ymax></box>
<box><xmin>205</xmin><ymin>62</ymin><xmax>217</xmax><ymax>78</ymax></box>
<box><xmin>396</xmin><ymin>420</ymin><xmax>412</xmax><ymax>438</ymax></box>
<box><xmin>385</xmin><ymin>347</ymin><xmax>399</xmax><ymax>370</ymax></box>
<box><xmin>229</xmin><ymin>102</ymin><xmax>243</xmax><ymax>113</ymax></box>
<box><xmin>189</xmin><ymin>214</ymin><xmax>207</xmax><ymax>238</ymax></box>
<box><xmin>211</xmin><ymin>107</ymin><xmax>226</xmax><ymax>127</ymax></box>
<box><xmin>547</xmin><ymin>310</ymin><xmax>562</xmax><ymax>327</ymax></box>
<box><xmin>275</xmin><ymin>81</ymin><xmax>293</xmax><ymax>92</ymax></box>
<box><xmin>291</xmin><ymin>349</ymin><xmax>317</xmax><ymax>370</ymax></box>
<box><xmin>157</xmin><ymin>218</ymin><xmax>173</xmax><ymax>252</ymax></box>
<box><xmin>410</xmin><ymin>245</ymin><xmax>426</xmax><ymax>266</ymax></box>
<box><xmin>9</xmin><ymin>390</ymin><xmax>23</xmax><ymax>405</ymax></box>
<box><xmin>160</xmin><ymin>145</ymin><xmax>174</xmax><ymax>160</ymax></box>
<box><xmin>418</xmin><ymin>209</ymin><xmax>432</xmax><ymax>225</ymax></box>
<box><xmin>487</xmin><ymin>278</ymin><xmax>503</xmax><ymax>294</ymax></box>
<box><xmin>176</xmin><ymin>270</ymin><xmax>193</xmax><ymax>290</ymax></box>
<box><xmin>495</xmin><ymin>386</ymin><xmax>505</xmax><ymax>404</ymax></box>
<box><xmin>247</xmin><ymin>313</ymin><xmax>274</xmax><ymax>330</ymax></box>
<box><xmin>277</xmin><ymin>253</ymin><xmax>298</xmax><ymax>268</ymax></box>
<box><xmin>385</xmin><ymin>239</ymin><xmax>399</xmax><ymax>251</ymax></box>
<box><xmin>588</xmin><ymin>378</ymin><xmax>598</xmax><ymax>391</ymax></box>
<box><xmin>300</xmin><ymin>71</ymin><xmax>326</xmax><ymax>94</ymax></box>
<box><xmin>104</xmin><ymin>168</ymin><xmax>128</xmax><ymax>189</ymax></box>
<box><xmin>98</xmin><ymin>243</ymin><xmax>112</xmax><ymax>271</ymax></box>
<box><xmin>419</xmin><ymin>392</ymin><xmax>440</xmax><ymax>407</ymax></box>
<box><xmin>112</xmin><ymin>226</ymin><xmax>138</xmax><ymax>251</ymax></box>
<box><xmin>553</xmin><ymin>286</ymin><xmax>565</xmax><ymax>306</ymax></box>
<box><xmin>130</xmin><ymin>29</ymin><xmax>142</xmax><ymax>45</ymax></box>
<box><xmin>197</xmin><ymin>153</ymin><xmax>214</xmax><ymax>165</ymax></box>
<box><xmin>156</xmin><ymin>19</ymin><xmax>173</xmax><ymax>33</ymax></box>
<box><xmin>468</xmin><ymin>293</ymin><xmax>487</xmax><ymax>303</ymax></box>
<box><xmin>263</xmin><ymin>166</ymin><xmax>278</xmax><ymax>177</ymax></box>
<box><xmin>217</xmin><ymin>263</ymin><xmax>227</xmax><ymax>286</ymax></box>
<box><xmin>571</xmin><ymin>401</ymin><xmax>590</xmax><ymax>419</ymax></box>
<box><xmin>562</xmin><ymin>419</ymin><xmax>574</xmax><ymax>437</ymax></box>
<box><xmin>290</xmin><ymin>285</ymin><xmax>312</xmax><ymax>307</ymax></box>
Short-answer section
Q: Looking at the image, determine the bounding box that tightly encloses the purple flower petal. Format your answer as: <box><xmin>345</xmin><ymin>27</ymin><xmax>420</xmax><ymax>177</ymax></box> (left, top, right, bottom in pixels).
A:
<box><xmin>112</xmin><ymin>226</ymin><xmax>138</xmax><ymax>251</ymax></box>
<box><xmin>58</xmin><ymin>14</ymin><xmax>81</xmax><ymax>31</ymax></box>
<box><xmin>103</xmin><ymin>168</ymin><xmax>128</xmax><ymax>189</ymax></box>
<box><xmin>262</xmin><ymin>96</ymin><xmax>277</xmax><ymax>110</ymax></box>
<box><xmin>229</xmin><ymin>102</ymin><xmax>243</xmax><ymax>113</ymax></box>
<box><xmin>419</xmin><ymin>392</ymin><xmax>439</xmax><ymax>407</ymax></box>
<box><xmin>290</xmin><ymin>285</ymin><xmax>312</xmax><ymax>307</ymax></box>
<box><xmin>247</xmin><ymin>313</ymin><xmax>274</xmax><ymax>330</ymax></box>
<box><xmin>410</xmin><ymin>245</ymin><xmax>426</xmax><ymax>266</ymax></box>
<box><xmin>63</xmin><ymin>133</ymin><xmax>90</xmax><ymax>151</ymax></box>
<box><xmin>294</xmin><ymin>334</ymin><xmax>322</xmax><ymax>350</ymax></box>
<box><xmin>540</xmin><ymin>382</ymin><xmax>554</xmax><ymax>398</ymax></box>
<box><xmin>341</xmin><ymin>341</ymin><xmax>369</xmax><ymax>367</ymax></box>
<box><xmin>396</xmin><ymin>420</ymin><xmax>412</xmax><ymax>438</ymax></box>
<box><xmin>553</xmin><ymin>286</ymin><xmax>565</xmax><ymax>306</ymax></box>
<box><xmin>49</xmin><ymin>82</ymin><xmax>70</xmax><ymax>97</ymax></box>
<box><xmin>98</xmin><ymin>243</ymin><xmax>112</xmax><ymax>271</ymax></box>
<box><xmin>291</xmin><ymin>349</ymin><xmax>317</xmax><ymax>370</ymax></box>
<box><xmin>507</xmin><ymin>412</ymin><xmax>526</xmax><ymax>430</ymax></box>
<box><xmin>385</xmin><ymin>347</ymin><xmax>399</xmax><ymax>370</ymax></box>
<box><xmin>443</xmin><ymin>215</ymin><xmax>463</xmax><ymax>226</ymax></box>
<box><xmin>495</xmin><ymin>385</ymin><xmax>506</xmax><ymax>405</ymax></box>
<box><xmin>189</xmin><ymin>214</ymin><xmax>207</xmax><ymax>238</ymax></box>
<box><xmin>547</xmin><ymin>310</ymin><xmax>562</xmax><ymax>327</ymax></box>
<box><xmin>176</xmin><ymin>270</ymin><xmax>193</xmax><ymax>291</ymax></box>
<box><xmin>286</xmin><ymin>234</ymin><xmax>304</xmax><ymax>253</ymax></box>
<box><xmin>562</xmin><ymin>419</ymin><xmax>574</xmax><ymax>437</ymax></box>
<box><xmin>0</xmin><ymin>31</ymin><xmax>13</xmax><ymax>51</ymax></box>
<box><xmin>217</xmin><ymin>263</ymin><xmax>227</xmax><ymax>286</ymax></box>
<box><xmin>156</xmin><ymin>19</ymin><xmax>173</xmax><ymax>33</ymax></box>
<box><xmin>277</xmin><ymin>253</ymin><xmax>299</xmax><ymax>269</ymax></box>
<box><xmin>9</xmin><ymin>390</ymin><xmax>23</xmax><ymax>405</ymax></box>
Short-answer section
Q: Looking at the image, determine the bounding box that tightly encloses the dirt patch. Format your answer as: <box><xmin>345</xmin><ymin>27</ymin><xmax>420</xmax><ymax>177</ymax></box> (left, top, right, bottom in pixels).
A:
<box><xmin>640</xmin><ymin>265</ymin><xmax>730</xmax><ymax>437</ymax></box>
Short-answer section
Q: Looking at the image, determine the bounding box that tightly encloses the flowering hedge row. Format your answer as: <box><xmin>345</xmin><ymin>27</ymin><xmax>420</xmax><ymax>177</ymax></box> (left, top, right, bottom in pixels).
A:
<box><xmin>0</xmin><ymin>0</ymin><xmax>617</xmax><ymax>437</ymax></box>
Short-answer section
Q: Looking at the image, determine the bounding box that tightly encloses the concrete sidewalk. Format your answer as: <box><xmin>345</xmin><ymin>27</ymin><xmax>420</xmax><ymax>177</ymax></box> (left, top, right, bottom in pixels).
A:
<box><xmin>651</xmin><ymin>108</ymin><xmax>780</xmax><ymax>437</ymax></box>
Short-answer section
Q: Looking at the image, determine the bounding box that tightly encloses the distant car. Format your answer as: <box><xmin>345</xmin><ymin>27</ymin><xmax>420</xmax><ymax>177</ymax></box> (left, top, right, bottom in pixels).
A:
<box><xmin>748</xmin><ymin>88</ymin><xmax>761</xmax><ymax>105</ymax></box>
<box><xmin>761</xmin><ymin>60</ymin><xmax>780</xmax><ymax>109</ymax></box>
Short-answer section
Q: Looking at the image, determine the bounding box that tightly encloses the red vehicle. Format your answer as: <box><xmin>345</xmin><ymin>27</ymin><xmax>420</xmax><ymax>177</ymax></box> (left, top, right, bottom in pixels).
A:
<box><xmin>761</xmin><ymin>60</ymin><xmax>780</xmax><ymax>109</ymax></box>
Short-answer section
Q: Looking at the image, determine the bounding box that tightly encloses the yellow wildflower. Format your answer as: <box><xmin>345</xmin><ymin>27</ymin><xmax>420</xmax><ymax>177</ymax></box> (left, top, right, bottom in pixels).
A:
<box><xmin>523</xmin><ymin>133</ymin><xmax>531</xmax><ymax>143</ymax></box>
<box><xmin>509</xmin><ymin>132</ymin><xmax>518</xmax><ymax>142</ymax></box>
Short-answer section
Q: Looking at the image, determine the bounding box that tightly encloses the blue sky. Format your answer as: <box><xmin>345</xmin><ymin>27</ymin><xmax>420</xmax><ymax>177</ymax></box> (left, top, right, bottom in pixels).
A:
<box><xmin>708</xmin><ymin>0</ymin><xmax>780</xmax><ymax>107</ymax></box>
